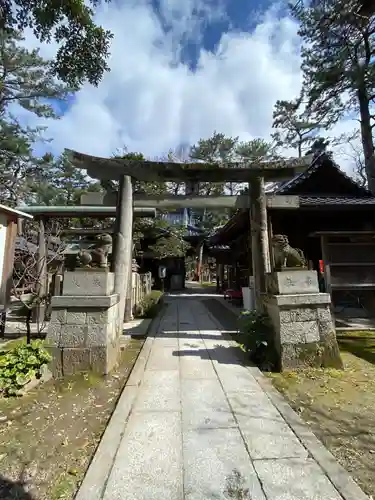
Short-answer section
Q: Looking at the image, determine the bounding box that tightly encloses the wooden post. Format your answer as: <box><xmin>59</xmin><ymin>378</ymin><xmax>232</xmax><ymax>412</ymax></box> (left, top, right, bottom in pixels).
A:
<box><xmin>227</xmin><ymin>265</ymin><xmax>232</xmax><ymax>289</ymax></box>
<box><xmin>267</xmin><ymin>213</ymin><xmax>275</xmax><ymax>272</ymax></box>
<box><xmin>249</xmin><ymin>177</ymin><xmax>270</xmax><ymax>311</ymax></box>
<box><xmin>320</xmin><ymin>236</ymin><xmax>331</xmax><ymax>295</ymax></box>
<box><xmin>113</xmin><ymin>175</ymin><xmax>133</xmax><ymax>332</ymax></box>
<box><xmin>35</xmin><ymin>216</ymin><xmax>47</xmax><ymax>326</ymax></box>
<box><xmin>197</xmin><ymin>243</ymin><xmax>204</xmax><ymax>283</ymax></box>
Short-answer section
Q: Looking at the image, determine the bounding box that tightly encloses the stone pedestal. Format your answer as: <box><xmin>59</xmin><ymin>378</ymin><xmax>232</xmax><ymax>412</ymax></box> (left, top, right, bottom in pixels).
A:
<box><xmin>63</xmin><ymin>270</ymin><xmax>114</xmax><ymax>296</ymax></box>
<box><xmin>265</xmin><ymin>270</ymin><xmax>343</xmax><ymax>370</ymax></box>
<box><xmin>45</xmin><ymin>271</ymin><xmax>120</xmax><ymax>377</ymax></box>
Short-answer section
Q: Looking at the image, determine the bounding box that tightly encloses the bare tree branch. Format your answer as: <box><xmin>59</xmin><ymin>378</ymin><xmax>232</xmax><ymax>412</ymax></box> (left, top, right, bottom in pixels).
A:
<box><xmin>12</xmin><ymin>219</ymin><xmax>66</xmax><ymax>341</ymax></box>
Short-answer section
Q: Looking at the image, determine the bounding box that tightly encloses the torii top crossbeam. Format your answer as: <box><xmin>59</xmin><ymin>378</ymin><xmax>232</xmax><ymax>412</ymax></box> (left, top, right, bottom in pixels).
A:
<box><xmin>66</xmin><ymin>150</ymin><xmax>314</xmax><ymax>183</ymax></box>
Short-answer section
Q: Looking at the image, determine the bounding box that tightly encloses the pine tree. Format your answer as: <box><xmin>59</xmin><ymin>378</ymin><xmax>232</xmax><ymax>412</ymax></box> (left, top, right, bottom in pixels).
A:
<box><xmin>1</xmin><ymin>1</ymin><xmax>112</xmax><ymax>87</ymax></box>
<box><xmin>235</xmin><ymin>138</ymin><xmax>276</xmax><ymax>160</ymax></box>
<box><xmin>189</xmin><ymin>131</ymin><xmax>238</xmax><ymax>195</ymax></box>
<box><xmin>291</xmin><ymin>0</ymin><xmax>375</xmax><ymax>190</ymax></box>
<box><xmin>32</xmin><ymin>152</ymin><xmax>101</xmax><ymax>206</ymax></box>
<box><xmin>0</xmin><ymin>30</ymin><xmax>69</xmax><ymax>116</ymax></box>
<box><xmin>0</xmin><ymin>30</ymin><xmax>69</xmax><ymax>205</ymax></box>
<box><xmin>0</xmin><ymin>117</ymin><xmax>50</xmax><ymax>205</ymax></box>
<box><xmin>271</xmin><ymin>93</ymin><xmax>323</xmax><ymax>157</ymax></box>
<box><xmin>187</xmin><ymin>134</ymin><xmax>277</xmax><ymax>231</ymax></box>
<box><xmin>110</xmin><ymin>148</ymin><xmax>167</xmax><ymax>196</ymax></box>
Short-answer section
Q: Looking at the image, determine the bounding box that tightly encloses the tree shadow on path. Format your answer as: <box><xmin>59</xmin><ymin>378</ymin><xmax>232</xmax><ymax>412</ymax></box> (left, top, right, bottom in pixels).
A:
<box><xmin>173</xmin><ymin>344</ymin><xmax>248</xmax><ymax>366</ymax></box>
<box><xmin>0</xmin><ymin>475</ymin><xmax>35</xmax><ymax>500</ymax></box>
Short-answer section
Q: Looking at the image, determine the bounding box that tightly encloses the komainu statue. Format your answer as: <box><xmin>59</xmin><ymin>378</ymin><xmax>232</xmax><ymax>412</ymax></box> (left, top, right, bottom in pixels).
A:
<box><xmin>272</xmin><ymin>234</ymin><xmax>307</xmax><ymax>269</ymax></box>
<box><xmin>77</xmin><ymin>233</ymin><xmax>113</xmax><ymax>268</ymax></box>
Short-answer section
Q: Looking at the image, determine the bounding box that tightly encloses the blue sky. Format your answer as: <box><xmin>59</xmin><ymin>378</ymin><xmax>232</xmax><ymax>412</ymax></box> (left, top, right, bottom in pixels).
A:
<box><xmin>20</xmin><ymin>0</ymin><xmax>358</xmax><ymax>173</ymax></box>
<box><xmin>51</xmin><ymin>94</ymin><xmax>76</xmax><ymax>117</ymax></box>
<box><xmin>152</xmin><ymin>0</ymin><xmax>276</xmax><ymax>69</ymax></box>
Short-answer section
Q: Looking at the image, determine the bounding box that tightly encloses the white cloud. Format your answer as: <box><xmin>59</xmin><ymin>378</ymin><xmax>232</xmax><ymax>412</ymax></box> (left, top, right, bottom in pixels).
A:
<box><xmin>18</xmin><ymin>0</ymin><xmax>360</xmax><ymax>175</ymax></box>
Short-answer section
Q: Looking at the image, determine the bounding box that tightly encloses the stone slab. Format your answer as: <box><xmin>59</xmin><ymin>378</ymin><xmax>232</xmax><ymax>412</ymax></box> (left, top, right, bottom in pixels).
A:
<box><xmin>51</xmin><ymin>294</ymin><xmax>119</xmax><ymax>309</ymax></box>
<box><xmin>146</xmin><ymin>346</ymin><xmax>180</xmax><ymax>370</ymax></box>
<box><xmin>59</xmin><ymin>324</ymin><xmax>88</xmax><ymax>347</ymax></box>
<box><xmin>87</xmin><ymin>308</ymin><xmax>112</xmax><ymax>325</ymax></box>
<box><xmin>45</xmin><ymin>322</ymin><xmax>62</xmax><ymax>347</ymax></box>
<box><xmin>254</xmin><ymin>457</ymin><xmax>342</xmax><ymax>500</ymax></box>
<box><xmin>214</xmin><ymin>363</ymin><xmax>262</xmax><ymax>393</ymax></box>
<box><xmin>62</xmin><ymin>347</ymin><xmax>91</xmax><ymax>375</ymax></box>
<box><xmin>133</xmin><ymin>375</ymin><xmax>180</xmax><ymax>412</ymax></box>
<box><xmin>142</xmin><ymin>369</ymin><xmax>179</xmax><ymax>387</ymax></box>
<box><xmin>183</xmin><ymin>427</ymin><xmax>266</xmax><ymax>500</ymax></box>
<box><xmin>179</xmin><ymin>339</ymin><xmax>206</xmax><ymax>349</ymax></box>
<box><xmin>50</xmin><ymin>308</ymin><xmax>67</xmax><ymax>324</ymax></box>
<box><xmin>181</xmin><ymin>379</ymin><xmax>236</xmax><ymax>429</ymax></box>
<box><xmin>75</xmin><ymin>386</ymin><xmax>138</xmax><ymax>500</ymax></box>
<box><xmin>279</xmin><ymin>320</ymin><xmax>320</xmax><ymax>344</ymax></box>
<box><xmin>274</xmin><ymin>270</ymin><xmax>319</xmax><ymax>295</ymax></box>
<box><xmin>152</xmin><ymin>337</ymin><xmax>179</xmax><ymax>348</ymax></box>
<box><xmin>86</xmin><ymin>324</ymin><xmax>113</xmax><ymax>347</ymax></box>
<box><xmin>227</xmin><ymin>389</ymin><xmax>284</xmax><ymax>420</ymax></box>
<box><xmin>236</xmin><ymin>414</ymin><xmax>308</xmax><ymax>460</ymax></box>
<box><xmin>272</xmin><ymin>292</ymin><xmax>331</xmax><ymax>307</ymax></box>
<box><xmin>102</xmin><ymin>411</ymin><xmax>183</xmax><ymax>500</ymax></box>
<box><xmin>63</xmin><ymin>271</ymin><xmax>115</xmax><ymax>296</ymax></box>
<box><xmin>180</xmin><ymin>356</ymin><xmax>217</xmax><ymax>379</ymax></box>
<box><xmin>65</xmin><ymin>311</ymin><xmax>87</xmax><ymax>324</ymax></box>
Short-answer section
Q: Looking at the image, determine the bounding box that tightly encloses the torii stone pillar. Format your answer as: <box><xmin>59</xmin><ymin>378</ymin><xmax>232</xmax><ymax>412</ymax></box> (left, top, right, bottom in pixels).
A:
<box><xmin>250</xmin><ymin>177</ymin><xmax>271</xmax><ymax>311</ymax></box>
<box><xmin>124</xmin><ymin>250</ymin><xmax>133</xmax><ymax>322</ymax></box>
<box><xmin>113</xmin><ymin>175</ymin><xmax>133</xmax><ymax>334</ymax></box>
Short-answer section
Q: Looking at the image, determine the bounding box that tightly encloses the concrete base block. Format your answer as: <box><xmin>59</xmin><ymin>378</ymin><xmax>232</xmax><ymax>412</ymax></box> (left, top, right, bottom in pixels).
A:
<box><xmin>265</xmin><ymin>293</ymin><xmax>343</xmax><ymax>371</ymax></box>
<box><xmin>48</xmin><ymin>340</ymin><xmax>120</xmax><ymax>378</ymax></box>
<box><xmin>46</xmin><ymin>293</ymin><xmax>121</xmax><ymax>378</ymax></box>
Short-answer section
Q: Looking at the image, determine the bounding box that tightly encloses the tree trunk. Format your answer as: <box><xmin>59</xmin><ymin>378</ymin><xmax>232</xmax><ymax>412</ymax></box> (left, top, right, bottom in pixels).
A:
<box><xmin>0</xmin><ymin>312</ymin><xmax>6</xmax><ymax>339</ymax></box>
<box><xmin>26</xmin><ymin>308</ymin><xmax>32</xmax><ymax>344</ymax></box>
<box><xmin>297</xmin><ymin>134</ymin><xmax>302</xmax><ymax>158</ymax></box>
<box><xmin>34</xmin><ymin>217</ymin><xmax>47</xmax><ymax>329</ymax></box>
<box><xmin>358</xmin><ymin>88</ymin><xmax>375</xmax><ymax>193</ymax></box>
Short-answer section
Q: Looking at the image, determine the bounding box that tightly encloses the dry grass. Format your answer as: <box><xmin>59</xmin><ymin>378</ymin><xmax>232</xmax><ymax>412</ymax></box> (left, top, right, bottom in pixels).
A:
<box><xmin>0</xmin><ymin>339</ymin><xmax>144</xmax><ymax>500</ymax></box>
<box><xmin>268</xmin><ymin>331</ymin><xmax>375</xmax><ymax>497</ymax></box>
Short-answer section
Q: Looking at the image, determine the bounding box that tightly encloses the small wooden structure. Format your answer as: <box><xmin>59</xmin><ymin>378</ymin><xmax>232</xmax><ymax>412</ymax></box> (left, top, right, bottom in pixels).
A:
<box><xmin>0</xmin><ymin>205</ymin><xmax>33</xmax><ymax>334</ymax></box>
<box><xmin>209</xmin><ymin>154</ymin><xmax>375</xmax><ymax>308</ymax></box>
<box><xmin>311</xmin><ymin>231</ymin><xmax>375</xmax><ymax>296</ymax></box>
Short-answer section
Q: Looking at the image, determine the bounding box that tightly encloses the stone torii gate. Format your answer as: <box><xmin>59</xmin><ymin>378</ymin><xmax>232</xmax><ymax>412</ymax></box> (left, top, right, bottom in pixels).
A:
<box><xmin>67</xmin><ymin>150</ymin><xmax>313</xmax><ymax>320</ymax></box>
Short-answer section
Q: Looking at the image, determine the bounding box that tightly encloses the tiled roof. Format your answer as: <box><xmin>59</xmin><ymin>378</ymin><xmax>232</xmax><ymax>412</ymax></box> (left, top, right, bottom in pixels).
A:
<box><xmin>300</xmin><ymin>196</ymin><xmax>375</xmax><ymax>206</ymax></box>
<box><xmin>208</xmin><ymin>154</ymin><xmax>375</xmax><ymax>243</ymax></box>
<box><xmin>272</xmin><ymin>154</ymin><xmax>371</xmax><ymax>196</ymax></box>
<box><xmin>208</xmin><ymin>244</ymin><xmax>231</xmax><ymax>251</ymax></box>
<box><xmin>15</xmin><ymin>236</ymin><xmax>63</xmax><ymax>258</ymax></box>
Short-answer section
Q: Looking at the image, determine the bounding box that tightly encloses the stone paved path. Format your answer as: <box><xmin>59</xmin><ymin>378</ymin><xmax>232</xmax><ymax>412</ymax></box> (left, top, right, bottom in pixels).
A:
<box><xmin>76</xmin><ymin>290</ymin><xmax>368</xmax><ymax>500</ymax></box>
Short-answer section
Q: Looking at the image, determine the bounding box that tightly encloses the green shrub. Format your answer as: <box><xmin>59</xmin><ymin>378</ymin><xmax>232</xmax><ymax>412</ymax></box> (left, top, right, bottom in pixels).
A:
<box><xmin>237</xmin><ymin>310</ymin><xmax>276</xmax><ymax>370</ymax></box>
<box><xmin>136</xmin><ymin>290</ymin><xmax>164</xmax><ymax>319</ymax></box>
<box><xmin>0</xmin><ymin>340</ymin><xmax>51</xmax><ymax>397</ymax></box>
